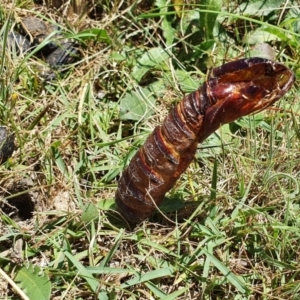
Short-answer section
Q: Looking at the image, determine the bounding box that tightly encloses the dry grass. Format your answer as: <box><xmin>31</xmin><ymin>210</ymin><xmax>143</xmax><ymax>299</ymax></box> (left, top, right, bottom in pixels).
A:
<box><xmin>0</xmin><ymin>0</ymin><xmax>300</xmax><ymax>299</ymax></box>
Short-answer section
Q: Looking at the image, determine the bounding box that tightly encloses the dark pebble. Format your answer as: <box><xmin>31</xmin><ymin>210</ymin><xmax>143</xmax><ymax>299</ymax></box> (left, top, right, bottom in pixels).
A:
<box><xmin>21</xmin><ymin>17</ymin><xmax>62</xmax><ymax>55</ymax></box>
<box><xmin>45</xmin><ymin>41</ymin><xmax>79</xmax><ymax>68</ymax></box>
<box><xmin>6</xmin><ymin>31</ymin><xmax>31</xmax><ymax>55</ymax></box>
<box><xmin>0</xmin><ymin>127</ymin><xmax>15</xmax><ymax>164</ymax></box>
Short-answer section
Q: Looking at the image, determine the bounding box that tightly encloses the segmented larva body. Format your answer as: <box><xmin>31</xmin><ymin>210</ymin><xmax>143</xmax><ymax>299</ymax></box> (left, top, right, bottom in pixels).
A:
<box><xmin>116</xmin><ymin>57</ymin><xmax>294</xmax><ymax>223</ymax></box>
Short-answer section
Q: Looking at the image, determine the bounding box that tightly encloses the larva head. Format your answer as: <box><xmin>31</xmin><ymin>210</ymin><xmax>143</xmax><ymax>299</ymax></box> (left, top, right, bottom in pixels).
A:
<box><xmin>206</xmin><ymin>57</ymin><xmax>294</xmax><ymax>125</ymax></box>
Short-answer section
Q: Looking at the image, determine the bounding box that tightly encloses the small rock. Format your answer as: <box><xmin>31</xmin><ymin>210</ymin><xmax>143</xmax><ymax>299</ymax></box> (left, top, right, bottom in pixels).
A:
<box><xmin>0</xmin><ymin>127</ymin><xmax>15</xmax><ymax>164</ymax></box>
<box><xmin>21</xmin><ymin>17</ymin><xmax>62</xmax><ymax>55</ymax></box>
<box><xmin>45</xmin><ymin>41</ymin><xmax>79</xmax><ymax>68</ymax></box>
<box><xmin>21</xmin><ymin>17</ymin><xmax>52</xmax><ymax>45</ymax></box>
<box><xmin>7</xmin><ymin>31</ymin><xmax>31</xmax><ymax>55</ymax></box>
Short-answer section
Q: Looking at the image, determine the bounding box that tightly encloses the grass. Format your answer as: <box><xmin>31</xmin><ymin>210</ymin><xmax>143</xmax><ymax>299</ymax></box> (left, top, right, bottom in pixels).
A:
<box><xmin>0</xmin><ymin>0</ymin><xmax>300</xmax><ymax>299</ymax></box>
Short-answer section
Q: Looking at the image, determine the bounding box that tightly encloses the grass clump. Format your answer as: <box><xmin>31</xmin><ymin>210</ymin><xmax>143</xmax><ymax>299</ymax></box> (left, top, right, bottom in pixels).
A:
<box><xmin>0</xmin><ymin>0</ymin><xmax>299</xmax><ymax>299</ymax></box>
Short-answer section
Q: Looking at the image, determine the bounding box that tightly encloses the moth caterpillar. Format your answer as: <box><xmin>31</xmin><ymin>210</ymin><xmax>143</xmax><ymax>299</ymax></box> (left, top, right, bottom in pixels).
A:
<box><xmin>116</xmin><ymin>57</ymin><xmax>295</xmax><ymax>223</ymax></box>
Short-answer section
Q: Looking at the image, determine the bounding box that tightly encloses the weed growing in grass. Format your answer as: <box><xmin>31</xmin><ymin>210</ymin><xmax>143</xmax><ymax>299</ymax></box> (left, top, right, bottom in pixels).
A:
<box><xmin>0</xmin><ymin>0</ymin><xmax>299</xmax><ymax>299</ymax></box>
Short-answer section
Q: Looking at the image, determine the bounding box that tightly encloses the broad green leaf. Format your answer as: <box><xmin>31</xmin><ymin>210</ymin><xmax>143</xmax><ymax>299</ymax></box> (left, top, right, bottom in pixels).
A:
<box><xmin>285</xmin><ymin>7</ymin><xmax>300</xmax><ymax>37</ymax></box>
<box><xmin>97</xmin><ymin>199</ymin><xmax>115</xmax><ymax>210</ymax></box>
<box><xmin>175</xmin><ymin>1</ymin><xmax>220</xmax><ymax>62</ymax></box>
<box><xmin>15</xmin><ymin>265</ymin><xmax>51</xmax><ymax>300</ymax></box>
<box><xmin>81</xmin><ymin>202</ymin><xmax>98</xmax><ymax>223</ymax></box>
<box><xmin>199</xmin><ymin>0</ymin><xmax>222</xmax><ymax>40</ymax></box>
<box><xmin>156</xmin><ymin>0</ymin><xmax>177</xmax><ymax>46</ymax></box>
<box><xmin>71</xmin><ymin>28</ymin><xmax>111</xmax><ymax>44</ymax></box>
<box><xmin>132</xmin><ymin>47</ymin><xmax>169</xmax><ymax>82</ymax></box>
<box><xmin>174</xmin><ymin>69</ymin><xmax>199</xmax><ymax>92</ymax></box>
<box><xmin>159</xmin><ymin>197</ymin><xmax>185</xmax><ymax>213</ymax></box>
<box><xmin>233</xmin><ymin>114</ymin><xmax>272</xmax><ymax>130</ymax></box>
<box><xmin>263</xmin><ymin>26</ymin><xmax>291</xmax><ymax>41</ymax></box>
<box><xmin>238</xmin><ymin>0</ymin><xmax>284</xmax><ymax>16</ymax></box>
<box><xmin>119</xmin><ymin>87</ymin><xmax>156</xmax><ymax>121</ymax></box>
<box><xmin>243</xmin><ymin>28</ymin><xmax>279</xmax><ymax>44</ymax></box>
<box><xmin>110</xmin><ymin>51</ymin><xmax>126</xmax><ymax>61</ymax></box>
<box><xmin>180</xmin><ymin>9</ymin><xmax>201</xmax><ymax>37</ymax></box>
